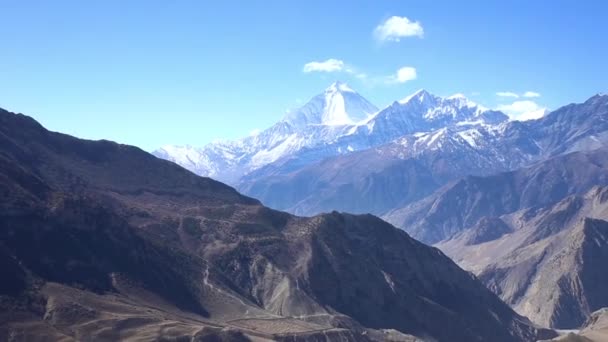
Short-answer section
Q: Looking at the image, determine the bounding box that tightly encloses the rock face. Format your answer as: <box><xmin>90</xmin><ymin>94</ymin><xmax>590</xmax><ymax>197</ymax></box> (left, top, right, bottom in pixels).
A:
<box><xmin>578</xmin><ymin>308</ymin><xmax>608</xmax><ymax>341</ymax></box>
<box><xmin>541</xmin><ymin>308</ymin><xmax>608</xmax><ymax>342</ymax></box>
<box><xmin>437</xmin><ymin>186</ymin><xmax>608</xmax><ymax>329</ymax></box>
<box><xmin>376</xmin><ymin>137</ymin><xmax>608</xmax><ymax>329</ymax></box>
<box><xmin>0</xmin><ymin>108</ymin><xmax>551</xmax><ymax>341</ymax></box>
<box><xmin>384</xmin><ymin>148</ymin><xmax>608</xmax><ymax>244</ymax></box>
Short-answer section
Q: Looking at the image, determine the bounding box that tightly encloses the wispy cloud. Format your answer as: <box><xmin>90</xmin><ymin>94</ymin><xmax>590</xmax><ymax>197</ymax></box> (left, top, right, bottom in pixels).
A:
<box><xmin>374</xmin><ymin>16</ymin><xmax>424</xmax><ymax>42</ymax></box>
<box><xmin>496</xmin><ymin>91</ymin><xmax>520</xmax><ymax>98</ymax></box>
<box><xmin>303</xmin><ymin>59</ymin><xmax>345</xmax><ymax>73</ymax></box>
<box><xmin>497</xmin><ymin>91</ymin><xmax>542</xmax><ymax>98</ymax></box>
<box><xmin>523</xmin><ymin>91</ymin><xmax>541</xmax><ymax>98</ymax></box>
<box><xmin>497</xmin><ymin>100</ymin><xmax>547</xmax><ymax>121</ymax></box>
<box><xmin>303</xmin><ymin>59</ymin><xmax>417</xmax><ymax>86</ymax></box>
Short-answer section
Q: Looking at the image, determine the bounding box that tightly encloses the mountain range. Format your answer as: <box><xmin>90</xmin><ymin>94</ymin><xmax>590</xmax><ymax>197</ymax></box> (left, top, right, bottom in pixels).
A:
<box><xmin>154</xmin><ymin>82</ymin><xmax>508</xmax><ymax>188</ymax></box>
<box><xmin>437</xmin><ymin>179</ymin><xmax>608</xmax><ymax>329</ymax></box>
<box><xmin>3</xmin><ymin>80</ymin><xmax>608</xmax><ymax>340</ymax></box>
<box><xmin>154</xmin><ymin>83</ymin><xmax>608</xmax><ymax>333</ymax></box>
<box><xmin>155</xmin><ymin>84</ymin><xmax>608</xmax><ymax>220</ymax></box>
<box><xmin>0</xmin><ymin>108</ymin><xmax>557</xmax><ymax>341</ymax></box>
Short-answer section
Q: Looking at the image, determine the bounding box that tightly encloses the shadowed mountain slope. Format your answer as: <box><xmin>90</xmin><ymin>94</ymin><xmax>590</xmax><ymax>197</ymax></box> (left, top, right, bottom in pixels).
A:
<box><xmin>0</xmin><ymin>108</ymin><xmax>553</xmax><ymax>341</ymax></box>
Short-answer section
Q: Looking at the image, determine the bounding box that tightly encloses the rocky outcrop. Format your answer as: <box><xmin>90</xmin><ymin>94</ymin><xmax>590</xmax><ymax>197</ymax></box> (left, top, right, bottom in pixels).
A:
<box><xmin>541</xmin><ymin>308</ymin><xmax>608</xmax><ymax>342</ymax></box>
<box><xmin>438</xmin><ymin>187</ymin><xmax>608</xmax><ymax>329</ymax></box>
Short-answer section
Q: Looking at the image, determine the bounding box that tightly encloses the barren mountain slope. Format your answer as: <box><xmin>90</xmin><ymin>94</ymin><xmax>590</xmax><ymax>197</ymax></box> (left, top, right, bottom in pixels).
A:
<box><xmin>0</xmin><ymin>108</ymin><xmax>553</xmax><ymax>341</ymax></box>
<box><xmin>438</xmin><ymin>187</ymin><xmax>608</xmax><ymax>328</ymax></box>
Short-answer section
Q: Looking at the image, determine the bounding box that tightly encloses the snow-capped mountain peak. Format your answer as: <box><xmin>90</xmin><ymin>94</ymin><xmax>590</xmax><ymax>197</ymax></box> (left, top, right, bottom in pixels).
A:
<box><xmin>154</xmin><ymin>84</ymin><xmax>510</xmax><ymax>185</ymax></box>
<box><xmin>321</xmin><ymin>82</ymin><xmax>366</xmax><ymax>125</ymax></box>
<box><xmin>399</xmin><ymin>89</ymin><xmax>438</xmax><ymax>105</ymax></box>
<box><xmin>282</xmin><ymin>81</ymin><xmax>378</xmax><ymax>127</ymax></box>
<box><xmin>446</xmin><ymin>93</ymin><xmax>485</xmax><ymax>110</ymax></box>
<box><xmin>325</xmin><ymin>80</ymin><xmax>355</xmax><ymax>93</ymax></box>
<box><xmin>389</xmin><ymin>89</ymin><xmax>488</xmax><ymax>123</ymax></box>
<box><xmin>398</xmin><ymin>90</ymin><xmax>483</xmax><ymax>111</ymax></box>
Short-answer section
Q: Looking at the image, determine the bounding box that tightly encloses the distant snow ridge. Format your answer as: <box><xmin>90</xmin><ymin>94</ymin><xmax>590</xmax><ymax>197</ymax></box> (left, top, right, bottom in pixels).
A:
<box><xmin>397</xmin><ymin>89</ymin><xmax>487</xmax><ymax>122</ymax></box>
<box><xmin>153</xmin><ymin>82</ymin><xmax>507</xmax><ymax>184</ymax></box>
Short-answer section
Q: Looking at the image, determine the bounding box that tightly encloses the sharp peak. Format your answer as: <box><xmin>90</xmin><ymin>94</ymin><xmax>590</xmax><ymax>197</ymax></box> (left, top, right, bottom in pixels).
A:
<box><xmin>399</xmin><ymin>89</ymin><xmax>438</xmax><ymax>103</ymax></box>
<box><xmin>325</xmin><ymin>81</ymin><xmax>356</xmax><ymax>93</ymax></box>
<box><xmin>409</xmin><ymin>88</ymin><xmax>432</xmax><ymax>97</ymax></box>
<box><xmin>413</xmin><ymin>88</ymin><xmax>431</xmax><ymax>95</ymax></box>
<box><xmin>581</xmin><ymin>92</ymin><xmax>608</xmax><ymax>105</ymax></box>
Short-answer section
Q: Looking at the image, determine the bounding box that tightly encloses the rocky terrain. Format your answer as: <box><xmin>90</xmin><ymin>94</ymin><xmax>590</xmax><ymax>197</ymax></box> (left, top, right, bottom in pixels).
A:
<box><xmin>541</xmin><ymin>308</ymin><xmax>608</xmax><ymax>342</ymax></box>
<box><xmin>384</xmin><ymin>148</ymin><xmax>608</xmax><ymax>244</ymax></box>
<box><xmin>0</xmin><ymin>108</ymin><xmax>554</xmax><ymax>341</ymax></box>
<box><xmin>436</xmin><ymin>185</ymin><xmax>608</xmax><ymax>329</ymax></box>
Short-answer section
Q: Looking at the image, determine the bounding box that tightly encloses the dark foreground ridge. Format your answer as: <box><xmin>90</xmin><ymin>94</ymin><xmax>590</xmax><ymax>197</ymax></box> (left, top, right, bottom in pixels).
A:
<box><xmin>0</xmin><ymin>108</ymin><xmax>554</xmax><ymax>341</ymax></box>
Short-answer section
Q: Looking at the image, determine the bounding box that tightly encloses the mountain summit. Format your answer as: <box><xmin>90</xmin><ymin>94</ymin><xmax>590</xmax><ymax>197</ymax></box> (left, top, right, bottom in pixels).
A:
<box><xmin>154</xmin><ymin>82</ymin><xmax>381</xmax><ymax>181</ymax></box>
<box><xmin>282</xmin><ymin>81</ymin><xmax>378</xmax><ymax>127</ymax></box>
<box><xmin>399</xmin><ymin>88</ymin><xmax>437</xmax><ymax>104</ymax></box>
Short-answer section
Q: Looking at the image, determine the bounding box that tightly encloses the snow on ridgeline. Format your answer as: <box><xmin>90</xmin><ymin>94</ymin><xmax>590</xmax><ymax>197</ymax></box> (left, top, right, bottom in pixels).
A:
<box><xmin>153</xmin><ymin>83</ymin><xmax>507</xmax><ymax>184</ymax></box>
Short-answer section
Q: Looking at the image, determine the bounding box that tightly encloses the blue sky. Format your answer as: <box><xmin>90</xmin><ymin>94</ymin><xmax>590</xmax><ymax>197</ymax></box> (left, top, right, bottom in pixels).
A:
<box><xmin>1</xmin><ymin>1</ymin><xmax>607</xmax><ymax>151</ymax></box>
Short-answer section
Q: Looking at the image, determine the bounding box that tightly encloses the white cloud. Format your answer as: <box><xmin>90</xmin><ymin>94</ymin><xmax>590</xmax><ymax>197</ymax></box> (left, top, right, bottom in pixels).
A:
<box><xmin>302</xmin><ymin>59</ymin><xmax>367</xmax><ymax>80</ymax></box>
<box><xmin>365</xmin><ymin>66</ymin><xmax>418</xmax><ymax>86</ymax></box>
<box><xmin>497</xmin><ymin>100</ymin><xmax>547</xmax><ymax>121</ymax></box>
<box><xmin>374</xmin><ymin>16</ymin><xmax>424</xmax><ymax>42</ymax></box>
<box><xmin>496</xmin><ymin>91</ymin><xmax>519</xmax><ymax>98</ymax></box>
<box><xmin>523</xmin><ymin>91</ymin><xmax>541</xmax><ymax>98</ymax></box>
<box><xmin>303</xmin><ymin>59</ymin><xmax>345</xmax><ymax>73</ymax></box>
<box><xmin>394</xmin><ymin>66</ymin><xmax>417</xmax><ymax>83</ymax></box>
